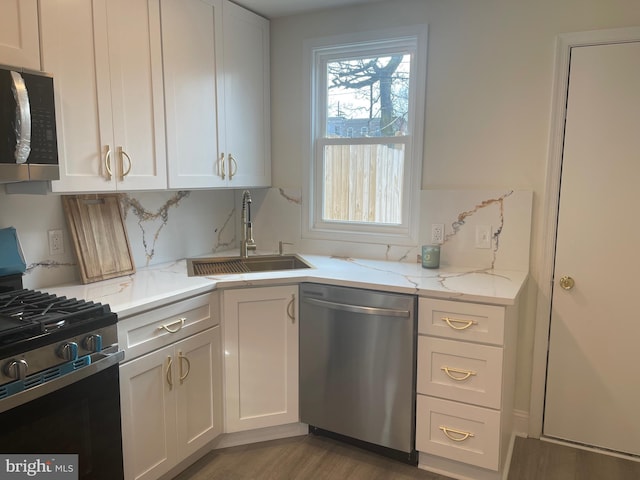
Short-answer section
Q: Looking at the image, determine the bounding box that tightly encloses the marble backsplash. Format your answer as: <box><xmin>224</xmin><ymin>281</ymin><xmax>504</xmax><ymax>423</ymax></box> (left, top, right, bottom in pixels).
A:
<box><xmin>0</xmin><ymin>188</ymin><xmax>235</xmax><ymax>289</ymax></box>
<box><xmin>0</xmin><ymin>186</ymin><xmax>532</xmax><ymax>289</ymax></box>
<box><xmin>251</xmin><ymin>187</ymin><xmax>533</xmax><ymax>271</ymax></box>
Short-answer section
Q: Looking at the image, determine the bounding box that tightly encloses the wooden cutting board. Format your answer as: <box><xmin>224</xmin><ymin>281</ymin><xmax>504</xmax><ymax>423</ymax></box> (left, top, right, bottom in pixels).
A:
<box><xmin>62</xmin><ymin>194</ymin><xmax>135</xmax><ymax>284</ymax></box>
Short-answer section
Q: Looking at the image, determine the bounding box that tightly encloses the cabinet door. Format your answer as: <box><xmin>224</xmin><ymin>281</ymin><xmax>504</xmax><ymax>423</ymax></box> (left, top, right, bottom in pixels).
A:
<box><xmin>120</xmin><ymin>346</ymin><xmax>177</xmax><ymax>480</ymax></box>
<box><xmin>219</xmin><ymin>1</ymin><xmax>270</xmax><ymax>187</ymax></box>
<box><xmin>0</xmin><ymin>0</ymin><xmax>40</xmax><ymax>69</ymax></box>
<box><xmin>176</xmin><ymin>326</ymin><xmax>223</xmax><ymax>459</ymax></box>
<box><xmin>43</xmin><ymin>0</ymin><xmax>166</xmax><ymax>193</ymax></box>
<box><xmin>106</xmin><ymin>0</ymin><xmax>167</xmax><ymax>190</ymax></box>
<box><xmin>162</xmin><ymin>0</ymin><xmax>226</xmax><ymax>189</ymax></box>
<box><xmin>223</xmin><ymin>285</ymin><xmax>299</xmax><ymax>432</ymax></box>
<box><xmin>41</xmin><ymin>0</ymin><xmax>116</xmax><ymax>192</ymax></box>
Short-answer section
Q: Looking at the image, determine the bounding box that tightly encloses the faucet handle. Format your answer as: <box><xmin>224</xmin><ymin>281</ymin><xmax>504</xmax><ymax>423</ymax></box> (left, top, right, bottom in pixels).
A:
<box><xmin>279</xmin><ymin>241</ymin><xmax>294</xmax><ymax>255</ymax></box>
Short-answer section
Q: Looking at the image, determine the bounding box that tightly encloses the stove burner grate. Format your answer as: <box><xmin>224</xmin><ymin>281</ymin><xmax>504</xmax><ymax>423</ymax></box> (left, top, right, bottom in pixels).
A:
<box><xmin>0</xmin><ymin>289</ymin><xmax>111</xmax><ymax>340</ymax></box>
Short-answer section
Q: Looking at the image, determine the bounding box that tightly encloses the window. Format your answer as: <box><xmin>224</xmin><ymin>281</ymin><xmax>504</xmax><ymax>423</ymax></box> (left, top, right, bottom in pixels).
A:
<box><xmin>303</xmin><ymin>27</ymin><xmax>428</xmax><ymax>245</ymax></box>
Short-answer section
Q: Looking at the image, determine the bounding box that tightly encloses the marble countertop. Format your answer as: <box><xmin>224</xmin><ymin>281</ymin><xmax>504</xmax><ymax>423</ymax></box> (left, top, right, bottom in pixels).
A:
<box><xmin>44</xmin><ymin>254</ymin><xmax>528</xmax><ymax>319</ymax></box>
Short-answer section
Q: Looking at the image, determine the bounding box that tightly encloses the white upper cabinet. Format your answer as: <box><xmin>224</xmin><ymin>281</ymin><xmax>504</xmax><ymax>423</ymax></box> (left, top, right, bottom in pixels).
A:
<box><xmin>218</xmin><ymin>1</ymin><xmax>271</xmax><ymax>188</ymax></box>
<box><xmin>41</xmin><ymin>0</ymin><xmax>167</xmax><ymax>192</ymax></box>
<box><xmin>162</xmin><ymin>0</ymin><xmax>270</xmax><ymax>189</ymax></box>
<box><xmin>161</xmin><ymin>0</ymin><xmax>225</xmax><ymax>188</ymax></box>
<box><xmin>0</xmin><ymin>0</ymin><xmax>40</xmax><ymax>70</ymax></box>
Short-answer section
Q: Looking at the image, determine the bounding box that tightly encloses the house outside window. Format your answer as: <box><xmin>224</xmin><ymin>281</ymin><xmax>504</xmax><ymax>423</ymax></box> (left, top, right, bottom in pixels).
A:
<box><xmin>303</xmin><ymin>26</ymin><xmax>428</xmax><ymax>245</ymax></box>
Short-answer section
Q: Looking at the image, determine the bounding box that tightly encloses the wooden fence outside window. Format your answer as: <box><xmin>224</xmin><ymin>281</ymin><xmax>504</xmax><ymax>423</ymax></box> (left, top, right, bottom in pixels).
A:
<box><xmin>322</xmin><ymin>143</ymin><xmax>405</xmax><ymax>224</ymax></box>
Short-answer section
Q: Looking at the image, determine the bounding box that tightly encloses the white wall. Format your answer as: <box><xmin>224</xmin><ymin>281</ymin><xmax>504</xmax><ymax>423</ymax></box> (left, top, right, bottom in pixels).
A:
<box><xmin>269</xmin><ymin>0</ymin><xmax>640</xmax><ymax>421</ymax></box>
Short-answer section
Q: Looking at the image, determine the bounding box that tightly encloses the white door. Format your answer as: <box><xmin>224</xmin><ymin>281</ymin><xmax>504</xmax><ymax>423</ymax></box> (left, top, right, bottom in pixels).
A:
<box><xmin>544</xmin><ymin>41</ymin><xmax>640</xmax><ymax>455</ymax></box>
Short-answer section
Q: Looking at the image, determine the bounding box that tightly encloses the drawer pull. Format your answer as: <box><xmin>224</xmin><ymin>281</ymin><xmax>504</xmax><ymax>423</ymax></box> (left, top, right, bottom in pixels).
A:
<box><xmin>157</xmin><ymin>317</ymin><xmax>186</xmax><ymax>333</ymax></box>
<box><xmin>439</xmin><ymin>426</ymin><xmax>475</xmax><ymax>442</ymax></box>
<box><xmin>441</xmin><ymin>366</ymin><xmax>477</xmax><ymax>381</ymax></box>
<box><xmin>441</xmin><ymin>316</ymin><xmax>478</xmax><ymax>330</ymax></box>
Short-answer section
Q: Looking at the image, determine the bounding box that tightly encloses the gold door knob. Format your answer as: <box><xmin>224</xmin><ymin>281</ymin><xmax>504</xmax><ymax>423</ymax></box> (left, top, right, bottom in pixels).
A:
<box><xmin>559</xmin><ymin>276</ymin><xmax>575</xmax><ymax>290</ymax></box>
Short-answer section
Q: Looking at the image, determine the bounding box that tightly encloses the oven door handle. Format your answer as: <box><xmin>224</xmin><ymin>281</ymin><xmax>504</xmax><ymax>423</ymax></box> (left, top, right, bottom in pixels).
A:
<box><xmin>0</xmin><ymin>347</ymin><xmax>124</xmax><ymax>414</ymax></box>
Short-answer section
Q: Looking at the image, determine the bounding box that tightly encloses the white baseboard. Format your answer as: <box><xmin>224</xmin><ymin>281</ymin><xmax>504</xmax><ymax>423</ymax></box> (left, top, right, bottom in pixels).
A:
<box><xmin>212</xmin><ymin>423</ymin><xmax>309</xmax><ymax>450</ymax></box>
<box><xmin>512</xmin><ymin>409</ymin><xmax>529</xmax><ymax>437</ymax></box>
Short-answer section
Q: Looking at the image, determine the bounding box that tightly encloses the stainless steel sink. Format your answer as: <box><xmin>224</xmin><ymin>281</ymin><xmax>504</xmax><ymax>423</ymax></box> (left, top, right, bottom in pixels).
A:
<box><xmin>187</xmin><ymin>254</ymin><xmax>312</xmax><ymax>276</ymax></box>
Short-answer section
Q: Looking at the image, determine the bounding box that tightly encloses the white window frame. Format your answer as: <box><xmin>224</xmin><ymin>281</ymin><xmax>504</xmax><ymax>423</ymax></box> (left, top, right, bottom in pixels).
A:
<box><xmin>302</xmin><ymin>26</ymin><xmax>428</xmax><ymax>246</ymax></box>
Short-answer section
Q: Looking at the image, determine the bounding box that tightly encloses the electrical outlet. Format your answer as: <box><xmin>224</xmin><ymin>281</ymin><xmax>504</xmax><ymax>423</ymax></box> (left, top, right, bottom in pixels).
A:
<box><xmin>48</xmin><ymin>229</ymin><xmax>64</xmax><ymax>255</ymax></box>
<box><xmin>475</xmin><ymin>225</ymin><xmax>492</xmax><ymax>249</ymax></box>
<box><xmin>431</xmin><ymin>224</ymin><xmax>445</xmax><ymax>244</ymax></box>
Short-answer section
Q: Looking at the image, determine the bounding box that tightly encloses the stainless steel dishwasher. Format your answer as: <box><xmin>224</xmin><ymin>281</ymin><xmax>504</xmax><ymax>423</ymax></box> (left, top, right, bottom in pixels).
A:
<box><xmin>299</xmin><ymin>282</ymin><xmax>417</xmax><ymax>464</ymax></box>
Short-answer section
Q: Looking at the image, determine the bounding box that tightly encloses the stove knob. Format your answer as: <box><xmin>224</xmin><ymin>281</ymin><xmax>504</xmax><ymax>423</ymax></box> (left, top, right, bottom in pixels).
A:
<box><xmin>4</xmin><ymin>359</ymin><xmax>29</xmax><ymax>380</ymax></box>
<box><xmin>57</xmin><ymin>342</ymin><xmax>79</xmax><ymax>361</ymax></box>
<box><xmin>83</xmin><ymin>334</ymin><xmax>103</xmax><ymax>353</ymax></box>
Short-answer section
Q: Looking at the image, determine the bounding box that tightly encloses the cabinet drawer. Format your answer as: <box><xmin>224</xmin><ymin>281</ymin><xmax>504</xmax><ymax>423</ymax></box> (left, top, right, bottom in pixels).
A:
<box><xmin>416</xmin><ymin>395</ymin><xmax>500</xmax><ymax>471</ymax></box>
<box><xmin>419</xmin><ymin>298</ymin><xmax>505</xmax><ymax>345</ymax></box>
<box><xmin>118</xmin><ymin>293</ymin><xmax>217</xmax><ymax>361</ymax></box>
<box><xmin>417</xmin><ymin>336</ymin><xmax>503</xmax><ymax>409</ymax></box>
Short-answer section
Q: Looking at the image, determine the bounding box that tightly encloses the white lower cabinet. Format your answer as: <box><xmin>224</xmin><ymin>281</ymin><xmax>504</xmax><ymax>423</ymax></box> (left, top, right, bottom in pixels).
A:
<box><xmin>417</xmin><ymin>395</ymin><xmax>501</xmax><ymax>471</ymax></box>
<box><xmin>222</xmin><ymin>285</ymin><xmax>299</xmax><ymax>432</ymax></box>
<box><xmin>119</xmin><ymin>294</ymin><xmax>222</xmax><ymax>480</ymax></box>
<box><xmin>416</xmin><ymin>297</ymin><xmax>518</xmax><ymax>480</ymax></box>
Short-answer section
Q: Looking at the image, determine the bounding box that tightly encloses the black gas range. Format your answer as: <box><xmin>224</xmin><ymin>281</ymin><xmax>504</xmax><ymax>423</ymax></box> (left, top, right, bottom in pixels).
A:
<box><xmin>0</xmin><ymin>278</ymin><xmax>124</xmax><ymax>480</ymax></box>
<box><xmin>0</xmin><ymin>288</ymin><xmax>119</xmax><ymax>403</ymax></box>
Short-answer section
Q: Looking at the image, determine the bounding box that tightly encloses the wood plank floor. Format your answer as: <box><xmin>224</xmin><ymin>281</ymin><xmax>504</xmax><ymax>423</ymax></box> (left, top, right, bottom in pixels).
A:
<box><xmin>173</xmin><ymin>435</ymin><xmax>452</xmax><ymax>480</ymax></box>
<box><xmin>173</xmin><ymin>434</ymin><xmax>640</xmax><ymax>480</ymax></box>
<box><xmin>507</xmin><ymin>437</ymin><xmax>640</xmax><ymax>480</ymax></box>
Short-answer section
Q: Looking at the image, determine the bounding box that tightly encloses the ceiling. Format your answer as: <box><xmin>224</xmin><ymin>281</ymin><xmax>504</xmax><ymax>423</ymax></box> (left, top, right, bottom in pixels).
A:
<box><xmin>232</xmin><ymin>0</ymin><xmax>386</xmax><ymax>19</ymax></box>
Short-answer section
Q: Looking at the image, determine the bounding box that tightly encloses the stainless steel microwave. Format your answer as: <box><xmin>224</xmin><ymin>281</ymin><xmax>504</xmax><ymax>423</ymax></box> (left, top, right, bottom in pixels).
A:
<box><xmin>0</xmin><ymin>65</ymin><xmax>59</xmax><ymax>182</ymax></box>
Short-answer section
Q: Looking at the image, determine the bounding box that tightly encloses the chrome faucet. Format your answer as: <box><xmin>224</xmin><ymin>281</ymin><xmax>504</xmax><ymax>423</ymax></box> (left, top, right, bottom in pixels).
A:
<box><xmin>240</xmin><ymin>190</ymin><xmax>257</xmax><ymax>258</ymax></box>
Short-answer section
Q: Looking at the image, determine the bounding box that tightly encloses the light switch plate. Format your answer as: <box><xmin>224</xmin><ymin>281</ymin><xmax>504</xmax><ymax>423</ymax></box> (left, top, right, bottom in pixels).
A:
<box><xmin>475</xmin><ymin>225</ymin><xmax>492</xmax><ymax>249</ymax></box>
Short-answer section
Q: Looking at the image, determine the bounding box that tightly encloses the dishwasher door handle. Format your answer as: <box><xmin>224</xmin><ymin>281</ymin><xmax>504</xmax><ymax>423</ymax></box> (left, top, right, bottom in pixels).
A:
<box><xmin>302</xmin><ymin>296</ymin><xmax>410</xmax><ymax>317</ymax></box>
